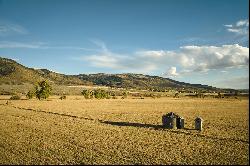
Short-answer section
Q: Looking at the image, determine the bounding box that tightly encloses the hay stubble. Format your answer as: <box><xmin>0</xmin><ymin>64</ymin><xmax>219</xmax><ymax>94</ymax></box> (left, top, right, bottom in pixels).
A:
<box><xmin>0</xmin><ymin>97</ymin><xmax>248</xmax><ymax>164</ymax></box>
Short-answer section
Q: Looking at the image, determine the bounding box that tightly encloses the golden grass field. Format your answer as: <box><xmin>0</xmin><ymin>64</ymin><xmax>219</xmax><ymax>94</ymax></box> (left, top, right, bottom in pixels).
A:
<box><xmin>0</xmin><ymin>96</ymin><xmax>249</xmax><ymax>165</ymax></box>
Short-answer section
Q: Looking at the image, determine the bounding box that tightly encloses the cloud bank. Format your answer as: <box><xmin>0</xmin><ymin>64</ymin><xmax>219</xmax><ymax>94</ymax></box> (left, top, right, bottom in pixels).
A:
<box><xmin>83</xmin><ymin>43</ymin><xmax>249</xmax><ymax>77</ymax></box>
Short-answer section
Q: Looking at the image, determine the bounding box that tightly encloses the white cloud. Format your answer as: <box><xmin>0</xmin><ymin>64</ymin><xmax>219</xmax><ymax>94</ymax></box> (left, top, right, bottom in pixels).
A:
<box><xmin>227</xmin><ymin>28</ymin><xmax>248</xmax><ymax>35</ymax></box>
<box><xmin>86</xmin><ymin>54</ymin><xmax>121</xmax><ymax>69</ymax></box>
<box><xmin>227</xmin><ymin>28</ymin><xmax>241</xmax><ymax>33</ymax></box>
<box><xmin>165</xmin><ymin>67</ymin><xmax>179</xmax><ymax>77</ymax></box>
<box><xmin>179</xmin><ymin>44</ymin><xmax>248</xmax><ymax>71</ymax></box>
<box><xmin>79</xmin><ymin>41</ymin><xmax>249</xmax><ymax>77</ymax></box>
<box><xmin>136</xmin><ymin>50</ymin><xmax>167</xmax><ymax>57</ymax></box>
<box><xmin>89</xmin><ymin>39</ymin><xmax>109</xmax><ymax>53</ymax></box>
<box><xmin>214</xmin><ymin>52</ymin><xmax>224</xmax><ymax>59</ymax></box>
<box><xmin>83</xmin><ymin>51</ymin><xmax>157</xmax><ymax>74</ymax></box>
<box><xmin>0</xmin><ymin>41</ymin><xmax>98</xmax><ymax>51</ymax></box>
<box><xmin>180</xmin><ymin>54</ymin><xmax>195</xmax><ymax>67</ymax></box>
<box><xmin>47</xmin><ymin>46</ymin><xmax>97</xmax><ymax>51</ymax></box>
<box><xmin>0</xmin><ymin>21</ymin><xmax>28</xmax><ymax>36</ymax></box>
<box><xmin>236</xmin><ymin>19</ymin><xmax>249</xmax><ymax>27</ymax></box>
<box><xmin>0</xmin><ymin>41</ymin><xmax>45</xmax><ymax>49</ymax></box>
<box><xmin>225</xmin><ymin>19</ymin><xmax>249</xmax><ymax>35</ymax></box>
<box><xmin>224</xmin><ymin>24</ymin><xmax>233</xmax><ymax>28</ymax></box>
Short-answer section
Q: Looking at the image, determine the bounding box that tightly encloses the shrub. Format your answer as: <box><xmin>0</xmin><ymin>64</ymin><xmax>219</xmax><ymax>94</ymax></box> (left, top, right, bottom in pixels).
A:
<box><xmin>174</xmin><ymin>92</ymin><xmax>179</xmax><ymax>98</ymax></box>
<box><xmin>35</xmin><ymin>80</ymin><xmax>52</xmax><ymax>100</ymax></box>
<box><xmin>10</xmin><ymin>95</ymin><xmax>21</xmax><ymax>100</ymax></box>
<box><xmin>82</xmin><ymin>89</ymin><xmax>112</xmax><ymax>99</ymax></box>
<box><xmin>218</xmin><ymin>92</ymin><xmax>224</xmax><ymax>99</ymax></box>
<box><xmin>122</xmin><ymin>91</ymin><xmax>128</xmax><ymax>99</ymax></box>
<box><xmin>196</xmin><ymin>92</ymin><xmax>204</xmax><ymax>98</ymax></box>
<box><xmin>94</xmin><ymin>89</ymin><xmax>109</xmax><ymax>99</ymax></box>
<box><xmin>82</xmin><ymin>89</ymin><xmax>94</xmax><ymax>99</ymax></box>
<box><xmin>60</xmin><ymin>95</ymin><xmax>66</xmax><ymax>100</ymax></box>
<box><xmin>26</xmin><ymin>90</ymin><xmax>34</xmax><ymax>99</ymax></box>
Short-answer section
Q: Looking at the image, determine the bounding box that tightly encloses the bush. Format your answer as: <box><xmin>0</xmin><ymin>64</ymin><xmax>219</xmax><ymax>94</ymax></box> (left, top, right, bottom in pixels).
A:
<box><xmin>174</xmin><ymin>92</ymin><xmax>179</xmax><ymax>98</ymax></box>
<box><xmin>122</xmin><ymin>91</ymin><xmax>128</xmax><ymax>99</ymax></box>
<box><xmin>94</xmin><ymin>89</ymin><xmax>109</xmax><ymax>99</ymax></box>
<box><xmin>217</xmin><ymin>92</ymin><xmax>224</xmax><ymax>99</ymax></box>
<box><xmin>82</xmin><ymin>89</ymin><xmax>112</xmax><ymax>99</ymax></box>
<box><xmin>26</xmin><ymin>90</ymin><xmax>34</xmax><ymax>99</ymax></box>
<box><xmin>10</xmin><ymin>95</ymin><xmax>21</xmax><ymax>100</ymax></box>
<box><xmin>35</xmin><ymin>80</ymin><xmax>52</xmax><ymax>100</ymax></box>
<box><xmin>60</xmin><ymin>95</ymin><xmax>66</xmax><ymax>100</ymax></box>
<box><xmin>81</xmin><ymin>89</ymin><xmax>94</xmax><ymax>99</ymax></box>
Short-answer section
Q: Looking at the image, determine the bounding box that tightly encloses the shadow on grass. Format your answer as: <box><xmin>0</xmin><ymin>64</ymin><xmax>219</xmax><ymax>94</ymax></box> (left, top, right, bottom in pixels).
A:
<box><xmin>100</xmin><ymin>120</ymin><xmax>198</xmax><ymax>132</ymax></box>
<box><xmin>2</xmin><ymin>102</ymin><xmax>248</xmax><ymax>145</ymax></box>
<box><xmin>100</xmin><ymin>120</ymin><xmax>249</xmax><ymax>144</ymax></box>
<box><xmin>100</xmin><ymin>120</ymin><xmax>164</xmax><ymax>129</ymax></box>
<box><xmin>0</xmin><ymin>99</ymin><xmax>29</xmax><ymax>100</ymax></box>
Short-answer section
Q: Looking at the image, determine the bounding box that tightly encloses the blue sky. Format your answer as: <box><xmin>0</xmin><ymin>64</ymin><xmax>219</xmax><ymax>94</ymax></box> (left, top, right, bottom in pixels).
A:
<box><xmin>0</xmin><ymin>0</ymin><xmax>249</xmax><ymax>89</ymax></box>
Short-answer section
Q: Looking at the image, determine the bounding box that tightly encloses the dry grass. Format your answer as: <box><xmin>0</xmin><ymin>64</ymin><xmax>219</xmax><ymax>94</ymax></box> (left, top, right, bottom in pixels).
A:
<box><xmin>0</xmin><ymin>96</ymin><xmax>248</xmax><ymax>164</ymax></box>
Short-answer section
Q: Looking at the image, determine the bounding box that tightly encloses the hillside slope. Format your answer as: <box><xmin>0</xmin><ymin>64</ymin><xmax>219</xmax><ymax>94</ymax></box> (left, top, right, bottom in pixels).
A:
<box><xmin>0</xmin><ymin>57</ymin><xmax>91</xmax><ymax>85</ymax></box>
<box><xmin>76</xmin><ymin>73</ymin><xmax>218</xmax><ymax>92</ymax></box>
<box><xmin>0</xmin><ymin>57</ymin><xmax>240</xmax><ymax>93</ymax></box>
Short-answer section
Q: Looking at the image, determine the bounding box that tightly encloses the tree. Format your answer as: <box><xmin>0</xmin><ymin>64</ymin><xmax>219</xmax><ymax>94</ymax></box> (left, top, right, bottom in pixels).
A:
<box><xmin>35</xmin><ymin>80</ymin><xmax>52</xmax><ymax>100</ymax></box>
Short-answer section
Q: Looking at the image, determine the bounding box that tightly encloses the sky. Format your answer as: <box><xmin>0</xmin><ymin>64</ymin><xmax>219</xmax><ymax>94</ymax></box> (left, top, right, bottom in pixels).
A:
<box><xmin>0</xmin><ymin>0</ymin><xmax>249</xmax><ymax>89</ymax></box>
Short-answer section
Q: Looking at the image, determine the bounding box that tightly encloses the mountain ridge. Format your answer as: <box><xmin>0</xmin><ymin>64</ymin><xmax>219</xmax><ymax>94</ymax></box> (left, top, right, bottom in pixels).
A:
<box><xmin>0</xmin><ymin>57</ymin><xmax>244</xmax><ymax>93</ymax></box>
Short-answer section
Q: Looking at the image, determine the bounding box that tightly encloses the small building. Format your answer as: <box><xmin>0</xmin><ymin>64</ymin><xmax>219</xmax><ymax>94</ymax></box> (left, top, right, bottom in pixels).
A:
<box><xmin>176</xmin><ymin>116</ymin><xmax>185</xmax><ymax>129</ymax></box>
<box><xmin>162</xmin><ymin>112</ymin><xmax>177</xmax><ymax>129</ymax></box>
<box><xmin>195</xmin><ymin>117</ymin><xmax>203</xmax><ymax>131</ymax></box>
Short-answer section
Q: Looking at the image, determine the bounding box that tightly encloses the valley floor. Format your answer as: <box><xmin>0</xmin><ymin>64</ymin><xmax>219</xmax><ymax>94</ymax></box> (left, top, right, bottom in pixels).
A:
<box><xmin>0</xmin><ymin>96</ymin><xmax>249</xmax><ymax>164</ymax></box>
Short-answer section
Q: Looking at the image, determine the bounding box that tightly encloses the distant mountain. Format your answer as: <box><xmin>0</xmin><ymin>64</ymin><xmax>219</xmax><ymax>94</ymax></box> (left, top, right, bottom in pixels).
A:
<box><xmin>76</xmin><ymin>73</ymin><xmax>219</xmax><ymax>92</ymax></box>
<box><xmin>0</xmin><ymin>57</ymin><xmax>241</xmax><ymax>93</ymax></box>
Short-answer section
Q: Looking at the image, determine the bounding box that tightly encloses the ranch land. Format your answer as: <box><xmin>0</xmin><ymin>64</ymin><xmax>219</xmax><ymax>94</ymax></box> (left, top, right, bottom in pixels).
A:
<box><xmin>0</xmin><ymin>96</ymin><xmax>249</xmax><ymax>165</ymax></box>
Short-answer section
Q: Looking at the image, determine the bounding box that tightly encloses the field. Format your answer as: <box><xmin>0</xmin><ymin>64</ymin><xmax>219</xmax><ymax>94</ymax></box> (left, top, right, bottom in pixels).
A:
<box><xmin>0</xmin><ymin>96</ymin><xmax>249</xmax><ymax>165</ymax></box>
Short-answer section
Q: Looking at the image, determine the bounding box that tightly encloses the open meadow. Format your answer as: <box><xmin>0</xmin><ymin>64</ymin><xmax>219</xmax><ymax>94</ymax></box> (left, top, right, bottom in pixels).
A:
<box><xmin>0</xmin><ymin>96</ymin><xmax>249</xmax><ymax>165</ymax></box>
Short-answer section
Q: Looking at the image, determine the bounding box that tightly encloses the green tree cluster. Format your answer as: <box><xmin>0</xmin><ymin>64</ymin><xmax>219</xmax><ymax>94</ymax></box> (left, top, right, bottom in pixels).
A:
<box><xmin>81</xmin><ymin>89</ymin><xmax>113</xmax><ymax>99</ymax></box>
<box><xmin>94</xmin><ymin>89</ymin><xmax>110</xmax><ymax>99</ymax></box>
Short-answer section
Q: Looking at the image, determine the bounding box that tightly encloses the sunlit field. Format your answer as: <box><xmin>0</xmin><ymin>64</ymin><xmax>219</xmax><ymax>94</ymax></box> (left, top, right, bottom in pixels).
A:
<box><xmin>0</xmin><ymin>96</ymin><xmax>248</xmax><ymax>164</ymax></box>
